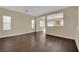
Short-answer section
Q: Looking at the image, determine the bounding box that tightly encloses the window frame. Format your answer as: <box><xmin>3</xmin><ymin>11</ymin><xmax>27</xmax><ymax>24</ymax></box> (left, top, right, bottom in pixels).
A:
<box><xmin>2</xmin><ymin>16</ymin><xmax>11</xmax><ymax>31</ymax></box>
<box><xmin>47</xmin><ymin>12</ymin><xmax>64</xmax><ymax>27</ymax></box>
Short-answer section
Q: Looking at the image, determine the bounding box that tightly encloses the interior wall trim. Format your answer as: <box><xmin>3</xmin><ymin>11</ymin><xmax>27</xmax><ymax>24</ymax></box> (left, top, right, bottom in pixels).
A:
<box><xmin>46</xmin><ymin>34</ymin><xmax>74</xmax><ymax>40</ymax></box>
<box><xmin>0</xmin><ymin>31</ymin><xmax>35</xmax><ymax>38</ymax></box>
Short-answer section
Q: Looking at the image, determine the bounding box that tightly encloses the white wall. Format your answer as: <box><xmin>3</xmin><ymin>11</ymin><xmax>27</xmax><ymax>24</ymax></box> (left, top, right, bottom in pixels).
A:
<box><xmin>46</xmin><ymin>7</ymin><xmax>78</xmax><ymax>39</ymax></box>
<box><xmin>0</xmin><ymin>8</ymin><xmax>35</xmax><ymax>38</ymax></box>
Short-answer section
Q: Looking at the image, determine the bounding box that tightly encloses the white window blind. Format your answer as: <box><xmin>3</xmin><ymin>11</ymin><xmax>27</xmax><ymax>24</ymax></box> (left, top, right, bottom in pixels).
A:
<box><xmin>3</xmin><ymin>16</ymin><xmax>11</xmax><ymax>31</ymax></box>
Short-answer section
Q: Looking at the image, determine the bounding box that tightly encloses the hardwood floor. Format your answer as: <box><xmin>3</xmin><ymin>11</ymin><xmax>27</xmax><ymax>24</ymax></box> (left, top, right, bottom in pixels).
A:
<box><xmin>0</xmin><ymin>32</ymin><xmax>78</xmax><ymax>52</ymax></box>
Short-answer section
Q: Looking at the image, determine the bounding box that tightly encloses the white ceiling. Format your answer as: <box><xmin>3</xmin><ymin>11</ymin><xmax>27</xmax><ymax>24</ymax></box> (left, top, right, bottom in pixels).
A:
<box><xmin>1</xmin><ymin>6</ymin><xmax>70</xmax><ymax>16</ymax></box>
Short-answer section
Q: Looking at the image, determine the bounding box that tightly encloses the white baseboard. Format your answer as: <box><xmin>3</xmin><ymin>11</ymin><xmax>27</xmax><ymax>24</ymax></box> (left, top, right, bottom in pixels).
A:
<box><xmin>46</xmin><ymin>33</ymin><xmax>75</xmax><ymax>40</ymax></box>
<box><xmin>0</xmin><ymin>31</ymin><xmax>74</xmax><ymax>40</ymax></box>
<box><xmin>0</xmin><ymin>31</ymin><xmax>35</xmax><ymax>38</ymax></box>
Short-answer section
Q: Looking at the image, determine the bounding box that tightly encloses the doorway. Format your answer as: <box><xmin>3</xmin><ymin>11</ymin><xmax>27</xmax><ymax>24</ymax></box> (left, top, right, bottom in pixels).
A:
<box><xmin>39</xmin><ymin>16</ymin><xmax>46</xmax><ymax>36</ymax></box>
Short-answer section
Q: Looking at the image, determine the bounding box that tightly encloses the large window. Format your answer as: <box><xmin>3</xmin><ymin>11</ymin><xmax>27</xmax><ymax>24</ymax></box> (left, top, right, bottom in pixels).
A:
<box><xmin>3</xmin><ymin>16</ymin><xmax>11</xmax><ymax>31</ymax></box>
<box><xmin>47</xmin><ymin>12</ymin><xmax>64</xmax><ymax>27</ymax></box>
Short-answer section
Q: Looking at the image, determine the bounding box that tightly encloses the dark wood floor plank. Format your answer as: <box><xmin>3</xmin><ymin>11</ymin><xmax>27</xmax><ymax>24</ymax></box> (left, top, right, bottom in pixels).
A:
<box><xmin>0</xmin><ymin>32</ymin><xmax>78</xmax><ymax>52</ymax></box>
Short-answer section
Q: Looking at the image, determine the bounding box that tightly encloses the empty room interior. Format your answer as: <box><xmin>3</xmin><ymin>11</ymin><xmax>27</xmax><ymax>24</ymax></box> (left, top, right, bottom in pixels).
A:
<box><xmin>0</xmin><ymin>6</ymin><xmax>79</xmax><ymax>52</ymax></box>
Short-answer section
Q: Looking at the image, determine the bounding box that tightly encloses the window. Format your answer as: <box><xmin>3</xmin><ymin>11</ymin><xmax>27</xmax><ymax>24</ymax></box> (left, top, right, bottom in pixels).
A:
<box><xmin>32</xmin><ymin>20</ymin><xmax>35</xmax><ymax>29</ymax></box>
<box><xmin>40</xmin><ymin>16</ymin><xmax>45</xmax><ymax>27</ymax></box>
<box><xmin>47</xmin><ymin>12</ymin><xmax>64</xmax><ymax>27</ymax></box>
<box><xmin>40</xmin><ymin>20</ymin><xmax>44</xmax><ymax>27</ymax></box>
<box><xmin>3</xmin><ymin>16</ymin><xmax>11</xmax><ymax>31</ymax></box>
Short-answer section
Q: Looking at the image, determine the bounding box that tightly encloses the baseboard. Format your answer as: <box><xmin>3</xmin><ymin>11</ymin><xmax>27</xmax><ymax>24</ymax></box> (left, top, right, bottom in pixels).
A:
<box><xmin>0</xmin><ymin>31</ymin><xmax>75</xmax><ymax>40</ymax></box>
<box><xmin>46</xmin><ymin>34</ymin><xmax>74</xmax><ymax>40</ymax></box>
<box><xmin>0</xmin><ymin>31</ymin><xmax>35</xmax><ymax>38</ymax></box>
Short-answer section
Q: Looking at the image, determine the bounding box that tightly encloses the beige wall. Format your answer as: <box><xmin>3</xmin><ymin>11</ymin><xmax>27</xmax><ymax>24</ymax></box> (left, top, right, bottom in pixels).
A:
<box><xmin>46</xmin><ymin>7</ymin><xmax>78</xmax><ymax>39</ymax></box>
<box><xmin>75</xmin><ymin>7</ymin><xmax>79</xmax><ymax>50</ymax></box>
<box><xmin>0</xmin><ymin>8</ymin><xmax>35</xmax><ymax>38</ymax></box>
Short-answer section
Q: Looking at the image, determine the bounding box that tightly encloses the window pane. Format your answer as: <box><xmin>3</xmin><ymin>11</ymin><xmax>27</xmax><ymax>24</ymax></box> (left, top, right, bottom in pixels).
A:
<box><xmin>48</xmin><ymin>21</ymin><xmax>54</xmax><ymax>26</ymax></box>
<box><xmin>54</xmin><ymin>20</ymin><xmax>61</xmax><ymax>26</ymax></box>
<box><xmin>32</xmin><ymin>20</ymin><xmax>35</xmax><ymax>29</ymax></box>
<box><xmin>3</xmin><ymin>23</ymin><xmax>11</xmax><ymax>31</ymax></box>
<box><xmin>61</xmin><ymin>20</ymin><xmax>64</xmax><ymax>26</ymax></box>
<box><xmin>40</xmin><ymin>16</ymin><xmax>45</xmax><ymax>27</ymax></box>
<box><xmin>40</xmin><ymin>21</ymin><xmax>44</xmax><ymax>27</ymax></box>
<box><xmin>3</xmin><ymin>16</ymin><xmax>11</xmax><ymax>23</ymax></box>
<box><xmin>47</xmin><ymin>12</ymin><xmax>63</xmax><ymax>19</ymax></box>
